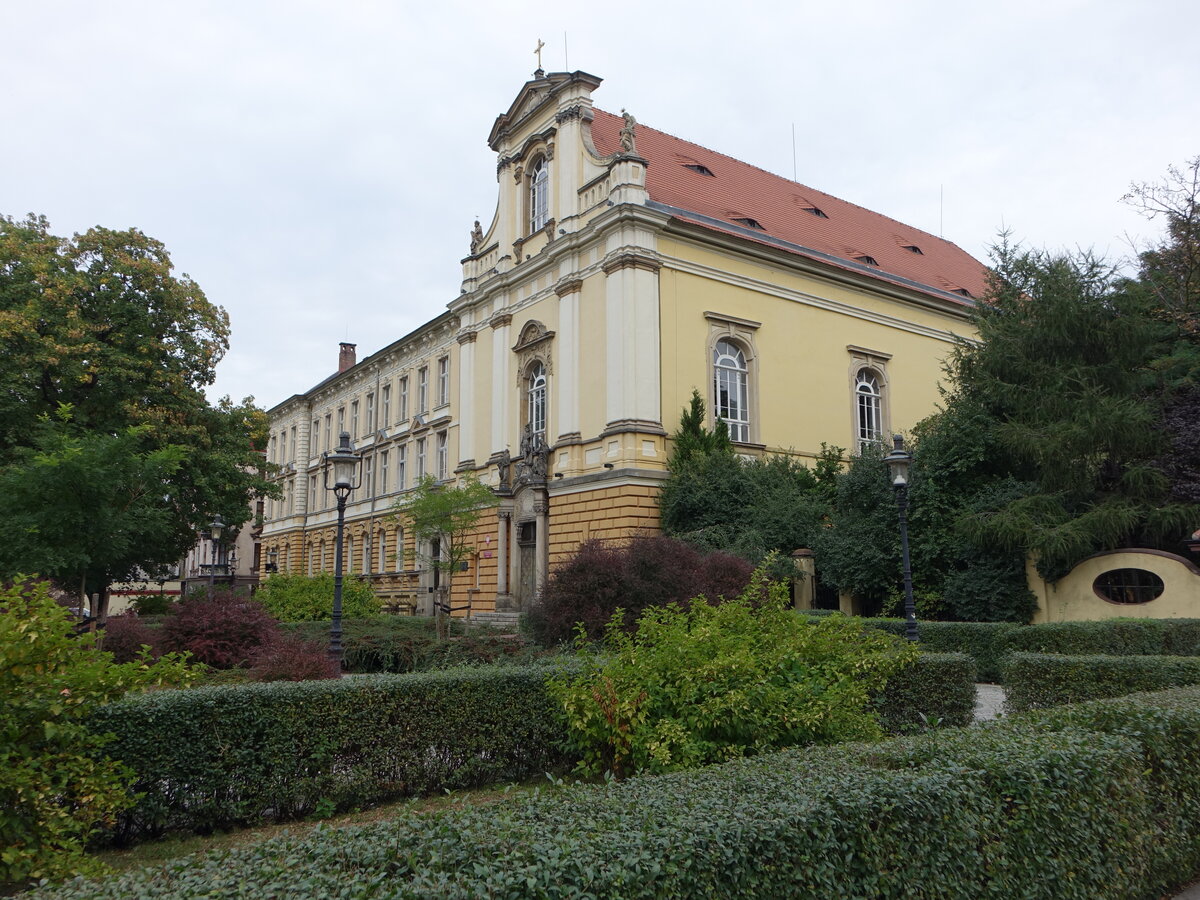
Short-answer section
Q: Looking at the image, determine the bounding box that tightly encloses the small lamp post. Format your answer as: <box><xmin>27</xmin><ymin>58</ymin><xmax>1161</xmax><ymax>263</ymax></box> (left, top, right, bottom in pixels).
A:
<box><xmin>323</xmin><ymin>431</ymin><xmax>361</xmax><ymax>673</ymax></box>
<box><xmin>208</xmin><ymin>514</ymin><xmax>225</xmax><ymax>593</ymax></box>
<box><xmin>883</xmin><ymin>435</ymin><xmax>918</xmax><ymax>642</ymax></box>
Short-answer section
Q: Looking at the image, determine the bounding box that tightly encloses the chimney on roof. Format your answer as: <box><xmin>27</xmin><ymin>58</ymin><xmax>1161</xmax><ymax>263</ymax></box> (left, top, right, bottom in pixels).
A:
<box><xmin>338</xmin><ymin>342</ymin><xmax>357</xmax><ymax>373</ymax></box>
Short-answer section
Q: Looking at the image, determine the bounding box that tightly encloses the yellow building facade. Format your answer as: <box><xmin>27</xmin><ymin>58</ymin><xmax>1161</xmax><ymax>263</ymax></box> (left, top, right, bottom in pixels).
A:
<box><xmin>261</xmin><ymin>69</ymin><xmax>987</xmax><ymax>616</ymax></box>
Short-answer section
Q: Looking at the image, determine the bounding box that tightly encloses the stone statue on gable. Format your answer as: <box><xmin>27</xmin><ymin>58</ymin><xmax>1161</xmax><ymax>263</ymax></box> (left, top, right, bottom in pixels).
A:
<box><xmin>469</xmin><ymin>219</ymin><xmax>484</xmax><ymax>254</ymax></box>
<box><xmin>619</xmin><ymin>109</ymin><xmax>638</xmax><ymax>155</ymax></box>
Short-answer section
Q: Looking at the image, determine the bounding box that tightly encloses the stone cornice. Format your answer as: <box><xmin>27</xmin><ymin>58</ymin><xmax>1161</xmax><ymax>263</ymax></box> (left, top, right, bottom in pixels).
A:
<box><xmin>554</xmin><ymin>276</ymin><xmax>583</xmax><ymax>297</ymax></box>
<box><xmin>601</xmin><ymin>249</ymin><xmax>662</xmax><ymax>275</ymax></box>
<box><xmin>489</xmin><ymin>313</ymin><xmax>513</xmax><ymax>329</ymax></box>
<box><xmin>456</xmin><ymin>331</ymin><xmax>479</xmax><ymax>345</ymax></box>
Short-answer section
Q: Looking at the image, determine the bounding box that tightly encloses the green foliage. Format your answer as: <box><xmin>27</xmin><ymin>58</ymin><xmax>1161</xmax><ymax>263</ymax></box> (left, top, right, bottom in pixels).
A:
<box><xmin>0</xmin><ymin>215</ymin><xmax>275</xmax><ymax>606</ymax></box>
<box><xmin>875</xmin><ymin>652</ymin><xmax>977</xmax><ymax>732</ymax></box>
<box><xmin>34</xmin><ymin>687</ymin><xmax>1200</xmax><ymax>900</ymax></box>
<box><xmin>1001</xmin><ymin>617</ymin><xmax>1200</xmax><ymax>657</ymax></box>
<box><xmin>550</xmin><ymin>570</ymin><xmax>918</xmax><ymax>777</ymax></box>
<box><xmin>1004</xmin><ymin>652</ymin><xmax>1200</xmax><ymax>712</ymax></box>
<box><xmin>255</xmin><ymin>573</ymin><xmax>380</xmax><ymax>622</ymax></box>
<box><xmin>661</xmin><ymin>391</ymin><xmax>838</xmax><ymax>570</ymax></box>
<box><xmin>83</xmin><ymin>665</ymin><xmax>572</xmax><ymax>844</ymax></box>
<box><xmin>0</xmin><ymin>579</ymin><xmax>194</xmax><ymax>884</ymax></box>
<box><xmin>128</xmin><ymin>593</ymin><xmax>175</xmax><ymax>617</ymax></box>
<box><xmin>279</xmin><ymin>618</ymin><xmax>547</xmax><ymax>673</ymax></box>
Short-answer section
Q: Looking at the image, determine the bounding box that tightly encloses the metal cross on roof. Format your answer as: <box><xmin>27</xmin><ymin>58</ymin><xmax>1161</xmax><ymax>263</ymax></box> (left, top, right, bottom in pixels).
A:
<box><xmin>533</xmin><ymin>38</ymin><xmax>544</xmax><ymax>70</ymax></box>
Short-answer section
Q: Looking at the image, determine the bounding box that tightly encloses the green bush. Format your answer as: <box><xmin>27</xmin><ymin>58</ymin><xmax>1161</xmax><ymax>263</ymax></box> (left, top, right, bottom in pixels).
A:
<box><xmin>551</xmin><ymin>572</ymin><xmax>917</xmax><ymax>777</ymax></box>
<box><xmin>1000</xmin><ymin>618</ymin><xmax>1200</xmax><ymax>657</ymax></box>
<box><xmin>36</xmin><ymin>687</ymin><xmax>1200</xmax><ymax>900</ymax></box>
<box><xmin>279</xmin><ymin>617</ymin><xmax>544</xmax><ymax>673</ymax></box>
<box><xmin>876</xmin><ymin>652</ymin><xmax>977</xmax><ymax>732</ymax></box>
<box><xmin>0</xmin><ymin>579</ymin><xmax>194</xmax><ymax>885</ymax></box>
<box><xmin>1004</xmin><ymin>652</ymin><xmax>1200</xmax><ymax>712</ymax></box>
<box><xmin>128</xmin><ymin>593</ymin><xmax>175</xmax><ymax>617</ymax></box>
<box><xmin>255</xmin><ymin>573</ymin><xmax>381</xmax><ymax>622</ymax></box>
<box><xmin>86</xmin><ymin>664</ymin><xmax>572</xmax><ymax>844</ymax></box>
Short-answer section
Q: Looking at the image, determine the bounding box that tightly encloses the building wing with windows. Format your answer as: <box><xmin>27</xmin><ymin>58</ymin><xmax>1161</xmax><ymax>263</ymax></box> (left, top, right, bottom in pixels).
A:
<box><xmin>260</xmin><ymin>68</ymin><xmax>985</xmax><ymax>616</ymax></box>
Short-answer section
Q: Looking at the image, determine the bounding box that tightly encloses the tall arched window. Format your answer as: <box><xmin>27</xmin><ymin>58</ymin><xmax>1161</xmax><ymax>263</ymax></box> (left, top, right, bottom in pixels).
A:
<box><xmin>346</xmin><ymin>536</ymin><xmax>354</xmax><ymax>575</ymax></box>
<box><xmin>855</xmin><ymin>369</ymin><xmax>883</xmax><ymax>452</ymax></box>
<box><xmin>529</xmin><ymin>158</ymin><xmax>549</xmax><ymax>232</ymax></box>
<box><xmin>713</xmin><ymin>340</ymin><xmax>750</xmax><ymax>442</ymax></box>
<box><xmin>378</xmin><ymin>530</ymin><xmax>387</xmax><ymax>573</ymax></box>
<box><xmin>527</xmin><ymin>361</ymin><xmax>547</xmax><ymax>437</ymax></box>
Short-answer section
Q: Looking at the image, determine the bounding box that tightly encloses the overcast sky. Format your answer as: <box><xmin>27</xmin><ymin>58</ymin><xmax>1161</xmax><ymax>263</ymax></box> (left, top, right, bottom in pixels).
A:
<box><xmin>3</xmin><ymin>1</ymin><xmax>1196</xmax><ymax>411</ymax></box>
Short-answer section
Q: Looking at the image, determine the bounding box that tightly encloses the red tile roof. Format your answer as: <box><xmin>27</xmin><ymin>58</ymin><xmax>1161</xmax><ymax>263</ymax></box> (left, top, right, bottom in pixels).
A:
<box><xmin>589</xmin><ymin>109</ymin><xmax>988</xmax><ymax>304</ymax></box>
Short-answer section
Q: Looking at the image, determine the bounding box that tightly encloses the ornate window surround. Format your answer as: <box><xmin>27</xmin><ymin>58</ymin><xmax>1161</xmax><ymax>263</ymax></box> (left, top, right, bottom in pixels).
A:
<box><xmin>704</xmin><ymin>311</ymin><xmax>761</xmax><ymax>445</ymax></box>
<box><xmin>513</xmin><ymin>320</ymin><xmax>555</xmax><ymax>437</ymax></box>
<box><xmin>847</xmin><ymin>345</ymin><xmax>892</xmax><ymax>453</ymax></box>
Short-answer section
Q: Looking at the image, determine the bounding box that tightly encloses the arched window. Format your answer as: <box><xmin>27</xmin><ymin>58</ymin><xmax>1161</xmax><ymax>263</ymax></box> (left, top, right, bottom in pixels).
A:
<box><xmin>527</xmin><ymin>361</ymin><xmax>547</xmax><ymax>437</ymax></box>
<box><xmin>713</xmin><ymin>340</ymin><xmax>750</xmax><ymax>442</ymax></box>
<box><xmin>529</xmin><ymin>157</ymin><xmax>549</xmax><ymax>232</ymax></box>
<box><xmin>346</xmin><ymin>536</ymin><xmax>354</xmax><ymax>574</ymax></box>
<box><xmin>363</xmin><ymin>533</ymin><xmax>372</xmax><ymax>575</ymax></box>
<box><xmin>855</xmin><ymin>369</ymin><xmax>883</xmax><ymax>452</ymax></box>
<box><xmin>378</xmin><ymin>530</ymin><xmax>387</xmax><ymax>573</ymax></box>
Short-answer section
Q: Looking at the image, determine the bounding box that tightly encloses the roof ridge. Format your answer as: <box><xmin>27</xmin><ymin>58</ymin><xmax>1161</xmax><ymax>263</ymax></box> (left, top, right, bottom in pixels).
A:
<box><xmin>593</xmin><ymin>107</ymin><xmax>972</xmax><ymax>256</ymax></box>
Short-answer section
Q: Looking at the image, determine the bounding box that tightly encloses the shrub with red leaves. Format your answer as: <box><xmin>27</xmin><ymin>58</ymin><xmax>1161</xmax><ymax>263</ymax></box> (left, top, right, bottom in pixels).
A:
<box><xmin>160</xmin><ymin>590</ymin><xmax>280</xmax><ymax>669</ymax></box>
<box><xmin>249</xmin><ymin>632</ymin><xmax>340</xmax><ymax>682</ymax></box>
<box><xmin>100</xmin><ymin>613</ymin><xmax>163</xmax><ymax>663</ymax></box>
<box><xmin>527</xmin><ymin>536</ymin><xmax>754</xmax><ymax>646</ymax></box>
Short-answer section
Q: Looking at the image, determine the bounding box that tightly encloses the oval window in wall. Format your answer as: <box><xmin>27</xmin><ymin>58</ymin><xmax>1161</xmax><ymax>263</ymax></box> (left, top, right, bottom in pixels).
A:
<box><xmin>1093</xmin><ymin>568</ymin><xmax>1166</xmax><ymax>605</ymax></box>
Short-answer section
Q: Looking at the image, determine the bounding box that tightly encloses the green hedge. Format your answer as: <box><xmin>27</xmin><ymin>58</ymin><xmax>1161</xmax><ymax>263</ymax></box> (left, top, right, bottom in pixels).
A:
<box><xmin>877</xmin><ymin>652</ymin><xmax>976</xmax><ymax>732</ymax></box>
<box><xmin>1005</xmin><ymin>652</ymin><xmax>1200</xmax><ymax>712</ymax></box>
<box><xmin>86</xmin><ymin>665</ymin><xmax>572</xmax><ymax>844</ymax></box>
<box><xmin>280</xmin><ymin>618</ymin><xmax>545</xmax><ymax>673</ymax></box>
<box><xmin>1001</xmin><ymin>618</ymin><xmax>1200</xmax><ymax>657</ymax></box>
<box><xmin>37</xmin><ymin>687</ymin><xmax>1200</xmax><ymax>899</ymax></box>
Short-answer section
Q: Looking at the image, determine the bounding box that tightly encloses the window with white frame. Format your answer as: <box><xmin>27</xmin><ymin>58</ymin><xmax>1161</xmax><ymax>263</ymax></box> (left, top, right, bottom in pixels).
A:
<box><xmin>324</xmin><ymin>414</ymin><xmax>331</xmax><ymax>452</ymax></box>
<box><xmin>527</xmin><ymin>361</ymin><xmax>547</xmax><ymax>437</ymax></box>
<box><xmin>363</xmin><ymin>533</ymin><xmax>372</xmax><ymax>575</ymax></box>
<box><xmin>363</xmin><ymin>455</ymin><xmax>373</xmax><ymax>498</ymax></box>
<box><xmin>855</xmin><ymin>369</ymin><xmax>884</xmax><ymax>453</ymax></box>
<box><xmin>337</xmin><ymin>406</ymin><xmax>345</xmax><ymax>437</ymax></box>
<box><xmin>437</xmin><ymin>356</ymin><xmax>449</xmax><ymax>407</ymax></box>
<box><xmin>378</xmin><ymin>530</ymin><xmax>388</xmax><ymax>573</ymax></box>
<box><xmin>397</xmin><ymin>444</ymin><xmax>407</xmax><ymax>490</ymax></box>
<box><xmin>346</xmin><ymin>536</ymin><xmax>354</xmax><ymax>574</ymax></box>
<box><xmin>312</xmin><ymin>419</ymin><xmax>320</xmax><ymax>454</ymax></box>
<box><xmin>416</xmin><ymin>437</ymin><xmax>426</xmax><ymax>479</ymax></box>
<box><xmin>529</xmin><ymin>157</ymin><xmax>549</xmax><ymax>232</ymax></box>
<box><xmin>289</xmin><ymin>426</ymin><xmax>297</xmax><ymax>462</ymax></box>
<box><xmin>380</xmin><ymin>449</ymin><xmax>389</xmax><ymax>495</ymax></box>
<box><xmin>399</xmin><ymin>376</ymin><xmax>409</xmax><ymax>420</ymax></box>
<box><xmin>381</xmin><ymin>384</ymin><xmax>391</xmax><ymax>426</ymax></box>
<box><xmin>713</xmin><ymin>340</ymin><xmax>750</xmax><ymax>442</ymax></box>
<box><xmin>436</xmin><ymin>431</ymin><xmax>448</xmax><ymax>480</ymax></box>
<box><xmin>350</xmin><ymin>400</ymin><xmax>359</xmax><ymax>437</ymax></box>
<box><xmin>418</xmin><ymin>367</ymin><xmax>428</xmax><ymax>412</ymax></box>
<box><xmin>366</xmin><ymin>392</ymin><xmax>375</xmax><ymax>432</ymax></box>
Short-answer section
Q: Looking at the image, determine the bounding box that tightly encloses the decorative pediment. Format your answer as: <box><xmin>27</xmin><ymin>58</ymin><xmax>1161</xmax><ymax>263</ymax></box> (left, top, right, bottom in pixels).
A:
<box><xmin>512</xmin><ymin>320</ymin><xmax>554</xmax><ymax>353</ymax></box>
<box><xmin>512</xmin><ymin>320</ymin><xmax>554</xmax><ymax>386</ymax></box>
<box><xmin>488</xmin><ymin>70</ymin><xmax>603</xmax><ymax>151</ymax></box>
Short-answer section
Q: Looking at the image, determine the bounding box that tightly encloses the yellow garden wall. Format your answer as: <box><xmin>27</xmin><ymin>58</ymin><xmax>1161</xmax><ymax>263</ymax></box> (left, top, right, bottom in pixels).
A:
<box><xmin>1029</xmin><ymin>549</ymin><xmax>1200</xmax><ymax>623</ymax></box>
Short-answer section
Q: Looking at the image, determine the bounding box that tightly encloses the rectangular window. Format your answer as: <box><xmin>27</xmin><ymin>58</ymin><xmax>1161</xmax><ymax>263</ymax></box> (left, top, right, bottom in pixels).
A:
<box><xmin>418</xmin><ymin>367</ymin><xmax>428</xmax><ymax>413</ymax></box>
<box><xmin>324</xmin><ymin>414</ymin><xmax>331</xmax><ymax>452</ymax></box>
<box><xmin>437</xmin><ymin>356</ymin><xmax>449</xmax><ymax>407</ymax></box>
<box><xmin>380</xmin><ymin>449</ymin><xmax>389</xmax><ymax>496</ymax></box>
<box><xmin>350</xmin><ymin>400</ymin><xmax>359</xmax><ymax>438</ymax></box>
<box><xmin>381</xmin><ymin>384</ymin><xmax>391</xmax><ymax>427</ymax></box>
<box><xmin>363</xmin><ymin>455</ymin><xmax>374</xmax><ymax>499</ymax></box>
<box><xmin>337</xmin><ymin>407</ymin><xmax>345</xmax><ymax>437</ymax></box>
<box><xmin>397</xmin><ymin>444</ymin><xmax>407</xmax><ymax>490</ymax></box>
<box><xmin>289</xmin><ymin>426</ymin><xmax>297</xmax><ymax>462</ymax></box>
<box><xmin>269</xmin><ymin>435</ymin><xmax>276</xmax><ymax>463</ymax></box>
<box><xmin>363</xmin><ymin>534</ymin><xmax>372</xmax><ymax>575</ymax></box>
<box><xmin>417</xmin><ymin>437</ymin><xmax>426</xmax><ymax>479</ymax></box>
<box><xmin>311</xmin><ymin>419</ymin><xmax>320</xmax><ymax>456</ymax></box>
<box><xmin>399</xmin><ymin>377</ymin><xmax>409</xmax><ymax>420</ymax></box>
<box><xmin>309</xmin><ymin>475</ymin><xmax>318</xmax><ymax>509</ymax></box>
<box><xmin>366</xmin><ymin>392</ymin><xmax>375</xmax><ymax>432</ymax></box>
<box><xmin>436</xmin><ymin>431</ymin><xmax>448</xmax><ymax>480</ymax></box>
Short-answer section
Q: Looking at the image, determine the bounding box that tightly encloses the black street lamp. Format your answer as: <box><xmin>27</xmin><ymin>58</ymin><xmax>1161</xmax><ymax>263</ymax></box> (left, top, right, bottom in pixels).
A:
<box><xmin>323</xmin><ymin>431</ymin><xmax>361</xmax><ymax>673</ymax></box>
<box><xmin>208</xmin><ymin>514</ymin><xmax>225</xmax><ymax>593</ymax></box>
<box><xmin>883</xmin><ymin>435</ymin><xmax>918</xmax><ymax>643</ymax></box>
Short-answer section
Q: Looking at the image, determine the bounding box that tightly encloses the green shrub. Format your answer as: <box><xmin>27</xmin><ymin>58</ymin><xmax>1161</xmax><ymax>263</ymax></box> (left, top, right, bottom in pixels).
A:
<box><xmin>255</xmin><ymin>573</ymin><xmax>381</xmax><ymax>622</ymax></box>
<box><xmin>86</xmin><ymin>664</ymin><xmax>572</xmax><ymax>844</ymax></box>
<box><xmin>1000</xmin><ymin>618</ymin><xmax>1200</xmax><ymax>657</ymax></box>
<box><xmin>876</xmin><ymin>652</ymin><xmax>977</xmax><ymax>732</ymax></box>
<box><xmin>128</xmin><ymin>593</ymin><xmax>175</xmax><ymax>617</ymax></box>
<box><xmin>1004</xmin><ymin>652</ymin><xmax>1200</xmax><ymax>712</ymax></box>
<box><xmin>0</xmin><ymin>579</ymin><xmax>194</xmax><ymax>885</ymax></box>
<box><xmin>38</xmin><ymin>688</ymin><xmax>1200</xmax><ymax>900</ymax></box>
<box><xmin>551</xmin><ymin>572</ymin><xmax>917</xmax><ymax>777</ymax></box>
<box><xmin>279</xmin><ymin>617</ymin><xmax>543</xmax><ymax>673</ymax></box>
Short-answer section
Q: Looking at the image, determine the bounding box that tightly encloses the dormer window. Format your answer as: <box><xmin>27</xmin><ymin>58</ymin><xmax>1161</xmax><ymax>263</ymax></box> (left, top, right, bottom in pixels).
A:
<box><xmin>732</xmin><ymin>217</ymin><xmax>765</xmax><ymax>231</ymax></box>
<box><xmin>683</xmin><ymin>163</ymin><xmax>715</xmax><ymax>176</ymax></box>
<box><xmin>529</xmin><ymin>157</ymin><xmax>549</xmax><ymax>232</ymax></box>
<box><xmin>854</xmin><ymin>255</ymin><xmax>879</xmax><ymax>267</ymax></box>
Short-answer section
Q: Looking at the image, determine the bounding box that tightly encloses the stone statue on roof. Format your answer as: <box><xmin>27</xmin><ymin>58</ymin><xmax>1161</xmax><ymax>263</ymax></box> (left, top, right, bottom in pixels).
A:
<box><xmin>619</xmin><ymin>109</ymin><xmax>638</xmax><ymax>155</ymax></box>
<box><xmin>470</xmin><ymin>219</ymin><xmax>484</xmax><ymax>254</ymax></box>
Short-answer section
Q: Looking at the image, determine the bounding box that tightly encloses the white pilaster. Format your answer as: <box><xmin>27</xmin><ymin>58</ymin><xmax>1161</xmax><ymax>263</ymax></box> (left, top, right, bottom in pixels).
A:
<box><xmin>456</xmin><ymin>332</ymin><xmax>476</xmax><ymax>464</ymax></box>
<box><xmin>490</xmin><ymin>314</ymin><xmax>512</xmax><ymax>453</ymax></box>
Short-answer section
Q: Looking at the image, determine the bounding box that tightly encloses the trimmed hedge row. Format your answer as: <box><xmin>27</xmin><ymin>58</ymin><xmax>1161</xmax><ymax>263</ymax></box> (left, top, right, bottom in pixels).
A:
<box><xmin>38</xmin><ymin>687</ymin><xmax>1200</xmax><ymax>899</ymax></box>
<box><xmin>86</xmin><ymin>665</ymin><xmax>572</xmax><ymax>844</ymax></box>
<box><xmin>1005</xmin><ymin>652</ymin><xmax>1200</xmax><ymax>712</ymax></box>
<box><xmin>877</xmin><ymin>652</ymin><xmax>976</xmax><ymax>732</ymax></box>
<box><xmin>805</xmin><ymin>613</ymin><xmax>1200</xmax><ymax>682</ymax></box>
